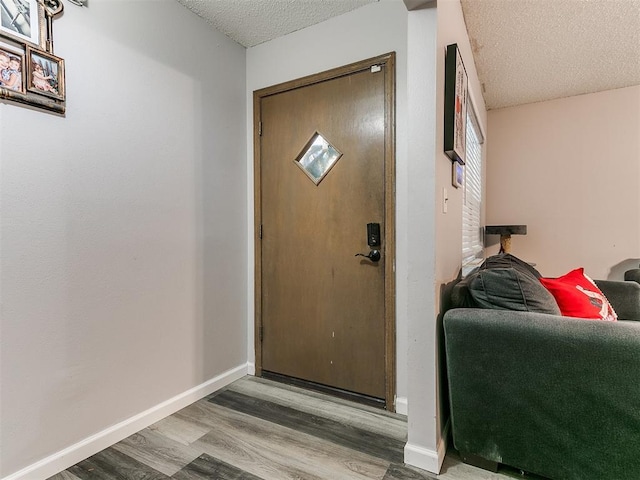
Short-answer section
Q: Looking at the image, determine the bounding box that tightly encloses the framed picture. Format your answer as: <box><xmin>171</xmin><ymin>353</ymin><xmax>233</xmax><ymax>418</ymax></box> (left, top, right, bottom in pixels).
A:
<box><xmin>0</xmin><ymin>0</ymin><xmax>46</xmax><ymax>48</ymax></box>
<box><xmin>27</xmin><ymin>46</ymin><xmax>64</xmax><ymax>100</ymax></box>
<box><xmin>444</xmin><ymin>43</ymin><xmax>468</xmax><ymax>165</ymax></box>
<box><xmin>0</xmin><ymin>40</ymin><xmax>25</xmax><ymax>93</ymax></box>
<box><xmin>452</xmin><ymin>161</ymin><xmax>464</xmax><ymax>188</ymax></box>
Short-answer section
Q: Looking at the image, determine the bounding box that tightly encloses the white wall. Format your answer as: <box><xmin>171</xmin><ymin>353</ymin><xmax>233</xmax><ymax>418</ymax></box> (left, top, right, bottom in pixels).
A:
<box><xmin>0</xmin><ymin>0</ymin><xmax>487</xmax><ymax>476</ymax></box>
<box><xmin>246</xmin><ymin>0</ymin><xmax>410</xmax><ymax>409</ymax></box>
<box><xmin>404</xmin><ymin>0</ymin><xmax>488</xmax><ymax>471</ymax></box>
<box><xmin>403</xmin><ymin>3</ymin><xmax>440</xmax><ymax>471</ymax></box>
<box><xmin>0</xmin><ymin>1</ymin><xmax>247</xmax><ymax>478</ymax></box>
<box><xmin>409</xmin><ymin>0</ymin><xmax>486</xmax><ymax>471</ymax></box>
<box><xmin>487</xmin><ymin>86</ymin><xmax>640</xmax><ymax>280</ymax></box>
<box><xmin>436</xmin><ymin>0</ymin><xmax>487</xmax><ymax>286</ymax></box>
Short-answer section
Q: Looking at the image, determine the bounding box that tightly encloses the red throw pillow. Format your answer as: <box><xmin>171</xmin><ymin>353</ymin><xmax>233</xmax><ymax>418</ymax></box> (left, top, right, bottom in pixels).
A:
<box><xmin>540</xmin><ymin>268</ymin><xmax>617</xmax><ymax>321</ymax></box>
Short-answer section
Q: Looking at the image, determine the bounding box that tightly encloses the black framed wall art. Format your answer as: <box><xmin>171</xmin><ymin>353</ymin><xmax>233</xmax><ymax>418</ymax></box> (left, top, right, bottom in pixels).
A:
<box><xmin>444</xmin><ymin>43</ymin><xmax>468</xmax><ymax>164</ymax></box>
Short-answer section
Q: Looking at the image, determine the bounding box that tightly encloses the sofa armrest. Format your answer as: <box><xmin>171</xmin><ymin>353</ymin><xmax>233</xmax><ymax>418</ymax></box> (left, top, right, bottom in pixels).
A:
<box><xmin>595</xmin><ymin>279</ymin><xmax>640</xmax><ymax>320</ymax></box>
<box><xmin>444</xmin><ymin>308</ymin><xmax>640</xmax><ymax>480</ymax></box>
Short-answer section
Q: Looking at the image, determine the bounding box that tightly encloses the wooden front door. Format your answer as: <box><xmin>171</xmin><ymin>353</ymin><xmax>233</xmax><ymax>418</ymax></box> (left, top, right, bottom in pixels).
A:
<box><xmin>254</xmin><ymin>53</ymin><xmax>395</xmax><ymax>409</ymax></box>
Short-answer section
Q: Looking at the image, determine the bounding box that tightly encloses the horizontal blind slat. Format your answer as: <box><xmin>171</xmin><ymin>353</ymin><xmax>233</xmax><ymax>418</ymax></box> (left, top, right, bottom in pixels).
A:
<box><xmin>462</xmin><ymin>110</ymin><xmax>483</xmax><ymax>273</ymax></box>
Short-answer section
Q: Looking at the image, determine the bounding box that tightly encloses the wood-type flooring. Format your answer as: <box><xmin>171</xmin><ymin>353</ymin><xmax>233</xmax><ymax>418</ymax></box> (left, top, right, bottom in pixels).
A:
<box><xmin>48</xmin><ymin>376</ymin><xmax>540</xmax><ymax>480</ymax></box>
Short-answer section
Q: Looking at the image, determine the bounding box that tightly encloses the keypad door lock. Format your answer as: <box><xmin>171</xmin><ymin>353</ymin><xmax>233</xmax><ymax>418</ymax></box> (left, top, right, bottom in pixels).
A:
<box><xmin>367</xmin><ymin>223</ymin><xmax>381</xmax><ymax>247</ymax></box>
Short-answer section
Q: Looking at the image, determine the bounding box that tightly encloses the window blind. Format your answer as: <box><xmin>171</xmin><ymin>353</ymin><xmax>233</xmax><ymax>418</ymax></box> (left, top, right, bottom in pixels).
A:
<box><xmin>462</xmin><ymin>109</ymin><xmax>484</xmax><ymax>274</ymax></box>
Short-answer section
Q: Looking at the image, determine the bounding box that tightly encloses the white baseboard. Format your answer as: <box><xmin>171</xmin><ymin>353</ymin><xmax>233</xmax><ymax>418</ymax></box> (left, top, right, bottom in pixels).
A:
<box><xmin>404</xmin><ymin>442</ymin><xmax>441</xmax><ymax>474</ymax></box>
<box><xmin>404</xmin><ymin>419</ymin><xmax>450</xmax><ymax>474</ymax></box>
<box><xmin>3</xmin><ymin>363</ymin><xmax>249</xmax><ymax>480</ymax></box>
<box><xmin>247</xmin><ymin>362</ymin><xmax>256</xmax><ymax>375</ymax></box>
<box><xmin>395</xmin><ymin>396</ymin><xmax>408</xmax><ymax>416</ymax></box>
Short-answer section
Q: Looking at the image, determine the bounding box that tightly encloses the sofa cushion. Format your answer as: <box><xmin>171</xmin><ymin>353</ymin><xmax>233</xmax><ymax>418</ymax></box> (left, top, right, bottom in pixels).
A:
<box><xmin>466</xmin><ymin>254</ymin><xmax>561</xmax><ymax>315</ymax></box>
<box><xmin>540</xmin><ymin>268</ymin><xmax>618</xmax><ymax>321</ymax></box>
<box><xmin>594</xmin><ymin>280</ymin><xmax>640</xmax><ymax>321</ymax></box>
<box><xmin>625</xmin><ymin>268</ymin><xmax>640</xmax><ymax>284</ymax></box>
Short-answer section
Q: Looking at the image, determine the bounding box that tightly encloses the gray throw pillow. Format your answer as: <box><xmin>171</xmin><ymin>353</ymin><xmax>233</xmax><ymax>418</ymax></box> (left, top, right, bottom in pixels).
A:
<box><xmin>467</xmin><ymin>254</ymin><xmax>561</xmax><ymax>315</ymax></box>
<box><xmin>479</xmin><ymin>253</ymin><xmax>544</xmax><ymax>278</ymax></box>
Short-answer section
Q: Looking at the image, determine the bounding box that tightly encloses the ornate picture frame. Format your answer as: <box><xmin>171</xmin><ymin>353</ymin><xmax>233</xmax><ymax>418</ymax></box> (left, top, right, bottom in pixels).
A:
<box><xmin>0</xmin><ymin>0</ymin><xmax>64</xmax><ymax>113</ymax></box>
<box><xmin>0</xmin><ymin>0</ymin><xmax>46</xmax><ymax>49</ymax></box>
<box><xmin>0</xmin><ymin>39</ymin><xmax>25</xmax><ymax>93</ymax></box>
<box><xmin>27</xmin><ymin>46</ymin><xmax>63</xmax><ymax>100</ymax></box>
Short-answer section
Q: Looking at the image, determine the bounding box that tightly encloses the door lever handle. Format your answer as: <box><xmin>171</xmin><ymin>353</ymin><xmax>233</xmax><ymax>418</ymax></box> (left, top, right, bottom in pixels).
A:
<box><xmin>355</xmin><ymin>249</ymin><xmax>381</xmax><ymax>262</ymax></box>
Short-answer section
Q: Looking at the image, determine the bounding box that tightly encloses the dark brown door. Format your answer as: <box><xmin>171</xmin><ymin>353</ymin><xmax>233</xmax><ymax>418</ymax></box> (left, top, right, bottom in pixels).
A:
<box><xmin>255</xmin><ymin>54</ymin><xmax>395</xmax><ymax>407</ymax></box>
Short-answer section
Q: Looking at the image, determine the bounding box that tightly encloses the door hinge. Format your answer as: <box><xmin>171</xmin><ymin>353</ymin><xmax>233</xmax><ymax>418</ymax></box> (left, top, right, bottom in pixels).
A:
<box><xmin>259</xmin><ymin>325</ymin><xmax>263</xmax><ymax>342</ymax></box>
<box><xmin>259</xmin><ymin>121</ymin><xmax>263</xmax><ymax>136</ymax></box>
<box><xmin>259</xmin><ymin>224</ymin><xmax>263</xmax><ymax>239</ymax></box>
<box><xmin>370</xmin><ymin>64</ymin><xmax>382</xmax><ymax>73</ymax></box>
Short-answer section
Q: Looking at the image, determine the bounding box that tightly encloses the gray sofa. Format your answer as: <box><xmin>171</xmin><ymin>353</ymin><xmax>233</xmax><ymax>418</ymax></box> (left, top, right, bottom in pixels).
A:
<box><xmin>443</xmin><ymin>255</ymin><xmax>640</xmax><ymax>480</ymax></box>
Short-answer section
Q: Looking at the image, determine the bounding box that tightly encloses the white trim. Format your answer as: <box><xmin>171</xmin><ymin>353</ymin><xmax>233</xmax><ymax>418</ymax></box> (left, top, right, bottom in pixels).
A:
<box><xmin>404</xmin><ymin>443</ymin><xmax>442</xmax><ymax>474</ymax></box>
<box><xmin>395</xmin><ymin>396</ymin><xmax>408</xmax><ymax>416</ymax></box>
<box><xmin>2</xmin><ymin>363</ymin><xmax>249</xmax><ymax>480</ymax></box>
<box><xmin>247</xmin><ymin>362</ymin><xmax>256</xmax><ymax>376</ymax></box>
<box><xmin>466</xmin><ymin>90</ymin><xmax>485</xmax><ymax>144</ymax></box>
<box><xmin>404</xmin><ymin>419</ymin><xmax>450</xmax><ymax>474</ymax></box>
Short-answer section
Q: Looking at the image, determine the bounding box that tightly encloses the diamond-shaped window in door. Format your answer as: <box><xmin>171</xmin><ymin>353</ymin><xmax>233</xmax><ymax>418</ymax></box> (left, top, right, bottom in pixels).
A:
<box><xmin>294</xmin><ymin>132</ymin><xmax>343</xmax><ymax>185</ymax></box>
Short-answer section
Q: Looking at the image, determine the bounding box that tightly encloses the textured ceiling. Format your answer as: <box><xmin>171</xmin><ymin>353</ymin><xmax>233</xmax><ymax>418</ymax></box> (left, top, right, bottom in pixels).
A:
<box><xmin>175</xmin><ymin>0</ymin><xmax>378</xmax><ymax>48</ymax></box>
<box><xmin>176</xmin><ymin>0</ymin><xmax>640</xmax><ymax>110</ymax></box>
<box><xmin>461</xmin><ymin>0</ymin><xmax>640</xmax><ymax>109</ymax></box>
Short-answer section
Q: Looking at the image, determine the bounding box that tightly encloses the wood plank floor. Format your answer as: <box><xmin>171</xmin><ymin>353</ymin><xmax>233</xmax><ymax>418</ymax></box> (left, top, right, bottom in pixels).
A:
<box><xmin>48</xmin><ymin>376</ymin><xmax>541</xmax><ymax>480</ymax></box>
